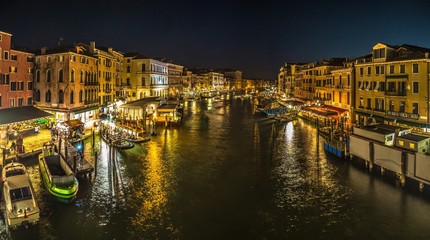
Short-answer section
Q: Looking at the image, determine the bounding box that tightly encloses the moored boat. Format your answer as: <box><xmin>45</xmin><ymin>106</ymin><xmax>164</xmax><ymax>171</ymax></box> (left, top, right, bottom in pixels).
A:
<box><xmin>39</xmin><ymin>146</ymin><xmax>79</xmax><ymax>200</ymax></box>
<box><xmin>2</xmin><ymin>162</ymin><xmax>40</xmax><ymax>229</ymax></box>
<box><xmin>101</xmin><ymin>131</ymin><xmax>135</xmax><ymax>150</ymax></box>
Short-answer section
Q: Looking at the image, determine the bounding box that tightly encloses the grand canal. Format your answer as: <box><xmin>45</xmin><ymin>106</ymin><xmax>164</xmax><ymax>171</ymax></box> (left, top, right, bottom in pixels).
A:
<box><xmin>6</xmin><ymin>97</ymin><xmax>430</xmax><ymax>239</ymax></box>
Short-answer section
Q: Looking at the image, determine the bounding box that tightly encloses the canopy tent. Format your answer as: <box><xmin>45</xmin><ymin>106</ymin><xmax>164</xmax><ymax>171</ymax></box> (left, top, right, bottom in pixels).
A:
<box><xmin>0</xmin><ymin>106</ymin><xmax>53</xmax><ymax>125</ymax></box>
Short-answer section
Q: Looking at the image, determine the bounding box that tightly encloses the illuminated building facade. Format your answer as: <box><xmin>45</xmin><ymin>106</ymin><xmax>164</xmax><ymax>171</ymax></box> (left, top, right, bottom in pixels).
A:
<box><xmin>0</xmin><ymin>31</ymin><xmax>34</xmax><ymax>109</ymax></box>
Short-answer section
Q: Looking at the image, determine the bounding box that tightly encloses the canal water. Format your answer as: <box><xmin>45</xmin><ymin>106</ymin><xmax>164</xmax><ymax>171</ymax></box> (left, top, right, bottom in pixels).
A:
<box><xmin>6</xmin><ymin>97</ymin><xmax>430</xmax><ymax>239</ymax></box>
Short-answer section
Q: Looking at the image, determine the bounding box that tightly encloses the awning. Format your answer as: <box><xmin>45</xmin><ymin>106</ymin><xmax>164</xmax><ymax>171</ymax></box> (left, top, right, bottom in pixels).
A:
<box><xmin>0</xmin><ymin>106</ymin><xmax>53</xmax><ymax>125</ymax></box>
<box><xmin>64</xmin><ymin>119</ymin><xmax>84</xmax><ymax>127</ymax></box>
<box><xmin>73</xmin><ymin>105</ymin><xmax>99</xmax><ymax>114</ymax></box>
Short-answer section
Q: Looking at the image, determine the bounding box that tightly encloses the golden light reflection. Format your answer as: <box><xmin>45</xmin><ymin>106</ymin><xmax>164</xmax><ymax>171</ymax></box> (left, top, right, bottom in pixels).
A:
<box><xmin>131</xmin><ymin>140</ymin><xmax>174</xmax><ymax>235</ymax></box>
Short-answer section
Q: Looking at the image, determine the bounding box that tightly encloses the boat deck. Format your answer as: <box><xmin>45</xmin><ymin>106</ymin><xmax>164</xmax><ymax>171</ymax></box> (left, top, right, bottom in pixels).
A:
<box><xmin>45</xmin><ymin>155</ymin><xmax>67</xmax><ymax>176</ymax></box>
<box><xmin>52</xmin><ymin>139</ymin><xmax>94</xmax><ymax>177</ymax></box>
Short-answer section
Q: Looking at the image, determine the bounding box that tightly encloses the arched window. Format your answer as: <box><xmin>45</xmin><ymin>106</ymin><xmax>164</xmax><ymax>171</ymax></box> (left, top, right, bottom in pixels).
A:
<box><xmin>46</xmin><ymin>69</ymin><xmax>51</xmax><ymax>82</ymax></box>
<box><xmin>59</xmin><ymin>90</ymin><xmax>64</xmax><ymax>104</ymax></box>
<box><xmin>35</xmin><ymin>89</ymin><xmax>40</xmax><ymax>101</ymax></box>
<box><xmin>58</xmin><ymin>69</ymin><xmax>64</xmax><ymax>82</ymax></box>
<box><xmin>71</xmin><ymin>69</ymin><xmax>75</xmax><ymax>82</ymax></box>
<box><xmin>79</xmin><ymin>90</ymin><xmax>83</xmax><ymax>103</ymax></box>
<box><xmin>45</xmin><ymin>90</ymin><xmax>51</xmax><ymax>102</ymax></box>
<box><xmin>70</xmin><ymin>90</ymin><xmax>74</xmax><ymax>104</ymax></box>
<box><xmin>36</xmin><ymin>70</ymin><xmax>40</xmax><ymax>82</ymax></box>
<box><xmin>80</xmin><ymin>71</ymin><xmax>84</xmax><ymax>83</ymax></box>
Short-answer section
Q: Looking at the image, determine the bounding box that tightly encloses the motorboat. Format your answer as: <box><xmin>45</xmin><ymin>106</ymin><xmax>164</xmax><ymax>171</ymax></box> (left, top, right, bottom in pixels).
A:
<box><xmin>39</xmin><ymin>144</ymin><xmax>79</xmax><ymax>200</ymax></box>
<box><xmin>2</xmin><ymin>162</ymin><xmax>40</xmax><ymax>229</ymax></box>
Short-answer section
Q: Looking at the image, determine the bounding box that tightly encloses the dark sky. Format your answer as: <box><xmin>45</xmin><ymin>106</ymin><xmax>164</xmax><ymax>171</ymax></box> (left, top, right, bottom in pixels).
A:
<box><xmin>2</xmin><ymin>0</ymin><xmax>430</xmax><ymax>79</ymax></box>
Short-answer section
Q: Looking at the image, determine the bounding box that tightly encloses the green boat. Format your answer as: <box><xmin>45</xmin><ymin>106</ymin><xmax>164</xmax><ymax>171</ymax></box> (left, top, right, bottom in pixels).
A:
<box><xmin>39</xmin><ymin>143</ymin><xmax>78</xmax><ymax>200</ymax></box>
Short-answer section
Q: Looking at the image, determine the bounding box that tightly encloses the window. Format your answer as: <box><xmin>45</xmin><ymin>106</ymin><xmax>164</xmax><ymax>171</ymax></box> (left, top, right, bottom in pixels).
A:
<box><xmin>58</xmin><ymin>90</ymin><xmax>64</xmax><ymax>104</ymax></box>
<box><xmin>35</xmin><ymin>90</ymin><xmax>40</xmax><ymax>101</ymax></box>
<box><xmin>17</xmin><ymin>98</ymin><xmax>23</xmax><ymax>107</ymax></box>
<box><xmin>399</xmin><ymin>140</ymin><xmax>404</xmax><ymax>146</ymax></box>
<box><xmin>9</xmin><ymin>66</ymin><xmax>17</xmax><ymax>73</ymax></box>
<box><xmin>389</xmin><ymin>65</ymin><xmax>394</xmax><ymax>74</ymax></box>
<box><xmin>376</xmin><ymin>66</ymin><xmax>380</xmax><ymax>75</ymax></box>
<box><xmin>4</xmin><ymin>51</ymin><xmax>9</xmax><ymax>60</ymax></box>
<box><xmin>27</xmin><ymin>97</ymin><xmax>32</xmax><ymax>106</ymax></box>
<box><xmin>71</xmin><ymin>69</ymin><xmax>75</xmax><ymax>82</ymax></box>
<box><xmin>389</xmin><ymin>100</ymin><xmax>395</xmax><ymax>111</ymax></box>
<box><xmin>58</xmin><ymin>69</ymin><xmax>64</xmax><ymax>82</ymax></box>
<box><xmin>47</xmin><ymin>56</ymin><xmax>52</xmax><ymax>63</ymax></box>
<box><xmin>70</xmin><ymin>90</ymin><xmax>74</xmax><ymax>104</ymax></box>
<box><xmin>410</xmin><ymin>143</ymin><xmax>415</xmax><ymax>149</ymax></box>
<box><xmin>413</xmin><ymin>63</ymin><xmax>419</xmax><ymax>73</ymax></box>
<box><xmin>388</xmin><ymin>82</ymin><xmax>396</xmax><ymax>92</ymax></box>
<box><xmin>80</xmin><ymin>71</ymin><xmax>83</xmax><ymax>83</ymax></box>
<box><xmin>58</xmin><ymin>55</ymin><xmax>63</xmax><ymax>62</ymax></box>
<box><xmin>28</xmin><ymin>82</ymin><xmax>33</xmax><ymax>90</ymax></box>
<box><xmin>10</xmin><ymin>54</ymin><xmax>17</xmax><ymax>61</ymax></box>
<box><xmin>46</xmin><ymin>69</ymin><xmax>51</xmax><ymax>82</ymax></box>
<box><xmin>400</xmin><ymin>101</ymin><xmax>405</xmax><ymax>112</ymax></box>
<box><xmin>380</xmin><ymin>82</ymin><xmax>386</xmax><ymax>92</ymax></box>
<box><xmin>18</xmin><ymin>82</ymin><xmax>24</xmax><ymax>91</ymax></box>
<box><xmin>367</xmin><ymin>98</ymin><xmax>371</xmax><ymax>109</ymax></box>
<box><xmin>0</xmin><ymin>95</ymin><xmax>2</xmax><ymax>107</ymax></box>
<box><xmin>36</xmin><ymin>57</ymin><xmax>40</xmax><ymax>64</ymax></box>
<box><xmin>373</xmin><ymin>48</ymin><xmax>386</xmax><ymax>58</ymax></box>
<box><xmin>367</xmin><ymin>67</ymin><xmax>371</xmax><ymax>75</ymax></box>
<box><xmin>412</xmin><ymin>102</ymin><xmax>418</xmax><ymax>114</ymax></box>
<box><xmin>142</xmin><ymin>64</ymin><xmax>146</xmax><ymax>72</ymax></box>
<box><xmin>79</xmin><ymin>90</ymin><xmax>83</xmax><ymax>103</ymax></box>
<box><xmin>27</xmin><ymin>56</ymin><xmax>33</xmax><ymax>62</ymax></box>
<box><xmin>141</xmin><ymin>77</ymin><xmax>145</xmax><ymax>86</ymax></box>
<box><xmin>400</xmin><ymin>65</ymin><xmax>405</xmax><ymax>74</ymax></box>
<box><xmin>359</xmin><ymin>97</ymin><xmax>364</xmax><ymax>107</ymax></box>
<box><xmin>36</xmin><ymin>70</ymin><xmax>40</xmax><ymax>82</ymax></box>
<box><xmin>10</xmin><ymin>82</ymin><xmax>16</xmax><ymax>91</ymax></box>
<box><xmin>127</xmin><ymin>66</ymin><xmax>131</xmax><ymax>73</ymax></box>
<box><xmin>9</xmin><ymin>98</ymin><xmax>15</xmax><ymax>107</ymax></box>
<box><xmin>375</xmin><ymin>98</ymin><xmax>384</xmax><ymax>111</ymax></box>
<box><xmin>45</xmin><ymin>90</ymin><xmax>51</xmax><ymax>102</ymax></box>
<box><xmin>413</xmin><ymin>82</ymin><xmax>419</xmax><ymax>94</ymax></box>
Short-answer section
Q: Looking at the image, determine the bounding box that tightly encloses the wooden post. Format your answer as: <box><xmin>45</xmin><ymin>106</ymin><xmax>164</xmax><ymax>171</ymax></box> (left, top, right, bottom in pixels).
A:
<box><xmin>73</xmin><ymin>155</ymin><xmax>77</xmax><ymax>174</ymax></box>
<box><xmin>65</xmin><ymin>144</ymin><xmax>68</xmax><ymax>162</ymax></box>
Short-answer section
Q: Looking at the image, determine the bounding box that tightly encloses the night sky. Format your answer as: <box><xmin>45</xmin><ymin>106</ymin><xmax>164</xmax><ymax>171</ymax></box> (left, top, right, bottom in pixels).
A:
<box><xmin>2</xmin><ymin>0</ymin><xmax>430</xmax><ymax>79</ymax></box>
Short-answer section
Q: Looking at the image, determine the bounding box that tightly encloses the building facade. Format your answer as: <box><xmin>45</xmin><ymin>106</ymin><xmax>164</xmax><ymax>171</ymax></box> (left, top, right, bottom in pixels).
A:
<box><xmin>34</xmin><ymin>45</ymin><xmax>99</xmax><ymax>122</ymax></box>
<box><xmin>0</xmin><ymin>31</ymin><xmax>34</xmax><ymax>109</ymax></box>
<box><xmin>123</xmin><ymin>53</ymin><xmax>169</xmax><ymax>101</ymax></box>
<box><xmin>354</xmin><ymin>43</ymin><xmax>430</xmax><ymax>130</ymax></box>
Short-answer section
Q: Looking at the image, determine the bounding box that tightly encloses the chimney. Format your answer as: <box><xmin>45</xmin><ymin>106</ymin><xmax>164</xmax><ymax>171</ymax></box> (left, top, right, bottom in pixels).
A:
<box><xmin>41</xmin><ymin>47</ymin><xmax>47</xmax><ymax>54</ymax></box>
<box><xmin>90</xmin><ymin>41</ymin><xmax>96</xmax><ymax>54</ymax></box>
<box><xmin>425</xmin><ymin>52</ymin><xmax>429</xmax><ymax>59</ymax></box>
<box><xmin>108</xmin><ymin>47</ymin><xmax>113</xmax><ymax>53</ymax></box>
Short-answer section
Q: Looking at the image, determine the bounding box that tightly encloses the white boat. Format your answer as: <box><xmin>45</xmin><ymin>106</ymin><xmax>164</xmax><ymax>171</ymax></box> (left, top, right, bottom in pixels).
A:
<box><xmin>2</xmin><ymin>162</ymin><xmax>40</xmax><ymax>229</ymax></box>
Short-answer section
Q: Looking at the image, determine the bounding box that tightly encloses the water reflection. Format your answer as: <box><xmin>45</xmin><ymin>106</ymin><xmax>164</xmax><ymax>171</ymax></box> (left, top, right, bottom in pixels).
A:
<box><xmin>6</xmin><ymin>97</ymin><xmax>430</xmax><ymax>240</ymax></box>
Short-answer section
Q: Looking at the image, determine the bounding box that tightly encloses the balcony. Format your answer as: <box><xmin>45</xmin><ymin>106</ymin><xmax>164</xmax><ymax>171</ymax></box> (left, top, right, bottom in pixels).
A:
<box><xmin>85</xmin><ymin>81</ymin><xmax>99</xmax><ymax>86</ymax></box>
<box><xmin>84</xmin><ymin>100</ymin><xmax>99</xmax><ymax>105</ymax></box>
<box><xmin>385</xmin><ymin>90</ymin><xmax>406</xmax><ymax>96</ymax></box>
<box><xmin>387</xmin><ymin>110</ymin><xmax>419</xmax><ymax>120</ymax></box>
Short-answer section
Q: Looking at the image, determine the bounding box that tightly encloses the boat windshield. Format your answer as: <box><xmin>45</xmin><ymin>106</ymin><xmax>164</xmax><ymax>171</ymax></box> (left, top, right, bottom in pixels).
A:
<box><xmin>10</xmin><ymin>187</ymin><xmax>32</xmax><ymax>202</ymax></box>
<box><xmin>5</xmin><ymin>169</ymin><xmax>25</xmax><ymax>177</ymax></box>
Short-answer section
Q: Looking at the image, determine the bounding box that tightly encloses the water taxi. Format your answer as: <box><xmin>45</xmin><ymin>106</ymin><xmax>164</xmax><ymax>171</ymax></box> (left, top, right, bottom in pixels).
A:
<box><xmin>2</xmin><ymin>162</ymin><xmax>40</xmax><ymax>229</ymax></box>
<box><xmin>39</xmin><ymin>144</ymin><xmax>79</xmax><ymax>200</ymax></box>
